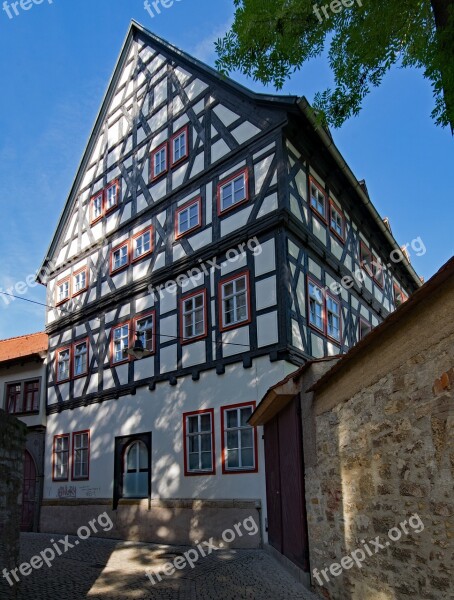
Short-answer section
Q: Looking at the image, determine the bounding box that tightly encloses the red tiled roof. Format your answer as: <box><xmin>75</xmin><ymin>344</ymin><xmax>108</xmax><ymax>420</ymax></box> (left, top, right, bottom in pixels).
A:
<box><xmin>0</xmin><ymin>332</ymin><xmax>47</xmax><ymax>363</ymax></box>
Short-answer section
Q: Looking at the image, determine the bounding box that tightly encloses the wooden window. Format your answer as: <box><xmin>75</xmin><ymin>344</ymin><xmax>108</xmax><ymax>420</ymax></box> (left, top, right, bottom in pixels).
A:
<box><xmin>72</xmin><ymin>431</ymin><xmax>90</xmax><ymax>480</ymax></box>
<box><xmin>309</xmin><ymin>178</ymin><xmax>327</xmax><ymax>220</ymax></box>
<box><xmin>308</xmin><ymin>278</ymin><xmax>324</xmax><ymax>333</ymax></box>
<box><xmin>23</xmin><ymin>380</ymin><xmax>40</xmax><ymax>413</ymax></box>
<box><xmin>393</xmin><ymin>283</ymin><xmax>408</xmax><ymax>308</ymax></box>
<box><xmin>218</xmin><ymin>169</ymin><xmax>248</xmax><ymax>214</ymax></box>
<box><xmin>134</xmin><ymin>312</ymin><xmax>155</xmax><ymax>354</ymax></box>
<box><xmin>175</xmin><ymin>198</ymin><xmax>201</xmax><ymax>238</ymax></box>
<box><xmin>183</xmin><ymin>409</ymin><xmax>215</xmax><ymax>475</ymax></box>
<box><xmin>73</xmin><ymin>340</ymin><xmax>88</xmax><ymax>377</ymax></box>
<box><xmin>359</xmin><ymin>318</ymin><xmax>372</xmax><ymax>340</ymax></box>
<box><xmin>220</xmin><ymin>272</ymin><xmax>250</xmax><ymax>331</ymax></box>
<box><xmin>105</xmin><ymin>180</ymin><xmax>119</xmax><ymax>213</ymax></box>
<box><xmin>56</xmin><ymin>278</ymin><xmax>70</xmax><ymax>305</ymax></box>
<box><xmin>6</xmin><ymin>383</ymin><xmax>22</xmax><ymax>414</ymax></box>
<box><xmin>132</xmin><ymin>227</ymin><xmax>153</xmax><ymax>262</ymax></box>
<box><xmin>326</xmin><ymin>294</ymin><xmax>341</xmax><ymax>342</ymax></box>
<box><xmin>123</xmin><ymin>440</ymin><xmax>149</xmax><ymax>498</ymax></box>
<box><xmin>90</xmin><ymin>192</ymin><xmax>104</xmax><ymax>224</ymax></box>
<box><xmin>360</xmin><ymin>242</ymin><xmax>374</xmax><ymax>276</ymax></box>
<box><xmin>181</xmin><ymin>290</ymin><xmax>207</xmax><ymax>343</ymax></box>
<box><xmin>56</xmin><ymin>347</ymin><xmax>71</xmax><ymax>383</ymax></box>
<box><xmin>151</xmin><ymin>143</ymin><xmax>168</xmax><ymax>180</ymax></box>
<box><xmin>171</xmin><ymin>126</ymin><xmax>189</xmax><ymax>165</ymax></box>
<box><xmin>221</xmin><ymin>403</ymin><xmax>257</xmax><ymax>473</ymax></box>
<box><xmin>53</xmin><ymin>434</ymin><xmax>69</xmax><ymax>481</ymax></box>
<box><xmin>373</xmin><ymin>255</ymin><xmax>384</xmax><ymax>288</ymax></box>
<box><xmin>111</xmin><ymin>241</ymin><xmax>129</xmax><ymax>274</ymax></box>
<box><xmin>112</xmin><ymin>323</ymin><xmax>130</xmax><ymax>364</ymax></box>
<box><xmin>73</xmin><ymin>268</ymin><xmax>88</xmax><ymax>296</ymax></box>
<box><xmin>330</xmin><ymin>201</ymin><xmax>345</xmax><ymax>241</ymax></box>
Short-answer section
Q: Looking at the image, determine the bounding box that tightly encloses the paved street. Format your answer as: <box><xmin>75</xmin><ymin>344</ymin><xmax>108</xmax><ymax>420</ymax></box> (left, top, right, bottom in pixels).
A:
<box><xmin>6</xmin><ymin>533</ymin><xmax>317</xmax><ymax>600</ymax></box>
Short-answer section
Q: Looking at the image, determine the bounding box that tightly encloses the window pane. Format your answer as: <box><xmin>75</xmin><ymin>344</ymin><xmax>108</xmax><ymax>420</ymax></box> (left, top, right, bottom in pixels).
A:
<box><xmin>227</xmin><ymin>449</ymin><xmax>239</xmax><ymax>468</ymax></box>
<box><xmin>241</xmin><ymin>448</ymin><xmax>254</xmax><ymax>468</ymax></box>
<box><xmin>200</xmin><ymin>414</ymin><xmax>211</xmax><ymax>432</ymax></box>
<box><xmin>189</xmin><ymin>453</ymin><xmax>199</xmax><ymax>471</ymax></box>
<box><xmin>227</xmin><ymin>430</ymin><xmax>238</xmax><ymax>450</ymax></box>
<box><xmin>226</xmin><ymin>410</ymin><xmax>238</xmax><ymax>429</ymax></box>
<box><xmin>200</xmin><ymin>433</ymin><xmax>211</xmax><ymax>452</ymax></box>
<box><xmin>188</xmin><ymin>416</ymin><xmax>199</xmax><ymax>434</ymax></box>
<box><xmin>240</xmin><ymin>407</ymin><xmax>253</xmax><ymax>426</ymax></box>
<box><xmin>241</xmin><ymin>429</ymin><xmax>253</xmax><ymax>448</ymax></box>
<box><xmin>201</xmin><ymin>452</ymin><xmax>212</xmax><ymax>470</ymax></box>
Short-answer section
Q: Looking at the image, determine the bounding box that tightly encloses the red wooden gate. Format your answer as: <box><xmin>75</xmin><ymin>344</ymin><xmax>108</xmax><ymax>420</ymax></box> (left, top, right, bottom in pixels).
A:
<box><xmin>264</xmin><ymin>396</ymin><xmax>309</xmax><ymax>571</ymax></box>
<box><xmin>21</xmin><ymin>451</ymin><xmax>36</xmax><ymax>531</ymax></box>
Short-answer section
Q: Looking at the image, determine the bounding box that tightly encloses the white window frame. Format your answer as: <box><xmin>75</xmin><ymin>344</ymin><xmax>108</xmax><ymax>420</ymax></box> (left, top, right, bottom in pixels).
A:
<box><xmin>57</xmin><ymin>348</ymin><xmax>70</xmax><ymax>382</ymax></box>
<box><xmin>112</xmin><ymin>243</ymin><xmax>129</xmax><ymax>272</ymax></box>
<box><xmin>223</xmin><ymin>405</ymin><xmax>256</xmax><ymax>472</ymax></box>
<box><xmin>310</xmin><ymin>180</ymin><xmax>326</xmax><ymax>218</ymax></box>
<box><xmin>182</xmin><ymin>292</ymin><xmax>206</xmax><ymax>341</ymax></box>
<box><xmin>219</xmin><ymin>172</ymin><xmax>247</xmax><ymax>213</ymax></box>
<box><xmin>153</xmin><ymin>145</ymin><xmax>167</xmax><ymax>178</ymax></box>
<box><xmin>185</xmin><ymin>411</ymin><xmax>214</xmax><ymax>474</ymax></box>
<box><xmin>135</xmin><ymin>314</ymin><xmax>155</xmax><ymax>353</ymax></box>
<box><xmin>112</xmin><ymin>324</ymin><xmax>130</xmax><ymax>364</ymax></box>
<box><xmin>73</xmin><ymin>341</ymin><xmax>88</xmax><ymax>377</ymax></box>
<box><xmin>105</xmin><ymin>181</ymin><xmax>119</xmax><ymax>211</ymax></box>
<box><xmin>56</xmin><ymin>280</ymin><xmax>70</xmax><ymax>304</ymax></box>
<box><xmin>172</xmin><ymin>129</ymin><xmax>188</xmax><ymax>164</ymax></box>
<box><xmin>133</xmin><ymin>229</ymin><xmax>152</xmax><ymax>260</ymax></box>
<box><xmin>53</xmin><ymin>435</ymin><xmax>69</xmax><ymax>480</ymax></box>
<box><xmin>91</xmin><ymin>192</ymin><xmax>103</xmax><ymax>222</ymax></box>
<box><xmin>176</xmin><ymin>200</ymin><xmax>200</xmax><ymax>236</ymax></box>
<box><xmin>73</xmin><ymin>270</ymin><xmax>87</xmax><ymax>295</ymax></box>
<box><xmin>308</xmin><ymin>280</ymin><xmax>324</xmax><ymax>332</ymax></box>
<box><xmin>326</xmin><ymin>295</ymin><xmax>341</xmax><ymax>342</ymax></box>
<box><xmin>220</xmin><ymin>274</ymin><xmax>249</xmax><ymax>329</ymax></box>
<box><xmin>72</xmin><ymin>432</ymin><xmax>89</xmax><ymax>480</ymax></box>
<box><xmin>330</xmin><ymin>203</ymin><xmax>344</xmax><ymax>238</ymax></box>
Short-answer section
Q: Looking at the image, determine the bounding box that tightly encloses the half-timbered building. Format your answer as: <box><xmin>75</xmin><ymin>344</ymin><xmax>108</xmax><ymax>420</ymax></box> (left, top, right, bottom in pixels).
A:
<box><xmin>37</xmin><ymin>21</ymin><xmax>421</xmax><ymax>547</ymax></box>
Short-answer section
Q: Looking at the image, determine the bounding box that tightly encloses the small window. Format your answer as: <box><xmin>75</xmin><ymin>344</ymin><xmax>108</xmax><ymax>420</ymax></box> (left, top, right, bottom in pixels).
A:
<box><xmin>393</xmin><ymin>283</ymin><xmax>408</xmax><ymax>308</ymax></box>
<box><xmin>72</xmin><ymin>431</ymin><xmax>90</xmax><ymax>480</ymax></box>
<box><xmin>359</xmin><ymin>318</ymin><xmax>372</xmax><ymax>340</ymax></box>
<box><xmin>132</xmin><ymin>228</ymin><xmax>153</xmax><ymax>261</ymax></box>
<box><xmin>218</xmin><ymin>170</ymin><xmax>248</xmax><ymax>214</ymax></box>
<box><xmin>171</xmin><ymin>127</ymin><xmax>189</xmax><ymax>165</ymax></box>
<box><xmin>111</xmin><ymin>242</ymin><xmax>129</xmax><ymax>273</ymax></box>
<box><xmin>6</xmin><ymin>383</ymin><xmax>22</xmax><ymax>414</ymax></box>
<box><xmin>123</xmin><ymin>440</ymin><xmax>149</xmax><ymax>498</ymax></box>
<box><xmin>221</xmin><ymin>403</ymin><xmax>257</xmax><ymax>473</ymax></box>
<box><xmin>330</xmin><ymin>202</ymin><xmax>345</xmax><ymax>241</ymax></box>
<box><xmin>151</xmin><ymin>143</ymin><xmax>168</xmax><ymax>180</ymax></box>
<box><xmin>308</xmin><ymin>279</ymin><xmax>324</xmax><ymax>332</ymax></box>
<box><xmin>105</xmin><ymin>180</ymin><xmax>119</xmax><ymax>212</ymax></box>
<box><xmin>56</xmin><ymin>348</ymin><xmax>71</xmax><ymax>383</ymax></box>
<box><xmin>220</xmin><ymin>272</ymin><xmax>250</xmax><ymax>330</ymax></box>
<box><xmin>181</xmin><ymin>291</ymin><xmax>206</xmax><ymax>342</ymax></box>
<box><xmin>23</xmin><ymin>380</ymin><xmax>40</xmax><ymax>413</ymax></box>
<box><xmin>73</xmin><ymin>268</ymin><xmax>88</xmax><ymax>296</ymax></box>
<box><xmin>56</xmin><ymin>278</ymin><xmax>70</xmax><ymax>305</ymax></box>
<box><xmin>53</xmin><ymin>434</ymin><xmax>69</xmax><ymax>481</ymax></box>
<box><xmin>73</xmin><ymin>340</ymin><xmax>88</xmax><ymax>377</ymax></box>
<box><xmin>310</xmin><ymin>178</ymin><xmax>326</xmax><ymax>219</ymax></box>
<box><xmin>373</xmin><ymin>255</ymin><xmax>384</xmax><ymax>287</ymax></box>
<box><xmin>91</xmin><ymin>192</ymin><xmax>104</xmax><ymax>224</ymax></box>
<box><xmin>112</xmin><ymin>323</ymin><xmax>130</xmax><ymax>364</ymax></box>
<box><xmin>175</xmin><ymin>198</ymin><xmax>201</xmax><ymax>238</ymax></box>
<box><xmin>135</xmin><ymin>313</ymin><xmax>155</xmax><ymax>354</ymax></box>
<box><xmin>326</xmin><ymin>294</ymin><xmax>341</xmax><ymax>342</ymax></box>
<box><xmin>184</xmin><ymin>410</ymin><xmax>215</xmax><ymax>475</ymax></box>
<box><xmin>360</xmin><ymin>242</ymin><xmax>373</xmax><ymax>276</ymax></box>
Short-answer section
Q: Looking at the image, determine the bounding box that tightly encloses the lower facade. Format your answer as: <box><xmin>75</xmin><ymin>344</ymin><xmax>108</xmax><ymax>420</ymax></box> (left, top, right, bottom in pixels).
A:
<box><xmin>40</xmin><ymin>356</ymin><xmax>297</xmax><ymax>548</ymax></box>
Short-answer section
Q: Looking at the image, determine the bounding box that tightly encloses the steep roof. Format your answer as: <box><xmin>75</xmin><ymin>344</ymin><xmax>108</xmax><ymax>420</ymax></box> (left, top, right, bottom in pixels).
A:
<box><xmin>0</xmin><ymin>332</ymin><xmax>47</xmax><ymax>364</ymax></box>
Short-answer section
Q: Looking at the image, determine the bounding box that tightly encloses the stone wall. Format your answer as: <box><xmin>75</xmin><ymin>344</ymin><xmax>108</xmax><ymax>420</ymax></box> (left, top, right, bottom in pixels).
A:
<box><xmin>306</xmin><ymin>279</ymin><xmax>454</xmax><ymax>600</ymax></box>
<box><xmin>0</xmin><ymin>410</ymin><xmax>27</xmax><ymax>600</ymax></box>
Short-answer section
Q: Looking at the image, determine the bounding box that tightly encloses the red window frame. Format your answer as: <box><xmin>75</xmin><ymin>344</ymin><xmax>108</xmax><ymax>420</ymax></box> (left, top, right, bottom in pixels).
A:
<box><xmin>131</xmin><ymin>226</ymin><xmax>154</xmax><ymax>263</ymax></box>
<box><xmin>175</xmin><ymin>197</ymin><xmax>202</xmax><ymax>239</ymax></box>
<box><xmin>56</xmin><ymin>346</ymin><xmax>71</xmax><ymax>383</ymax></box>
<box><xmin>71</xmin><ymin>430</ymin><xmax>90</xmax><ymax>481</ymax></box>
<box><xmin>360</xmin><ymin>241</ymin><xmax>374</xmax><ymax>276</ymax></box>
<box><xmin>52</xmin><ymin>433</ymin><xmax>70</xmax><ymax>482</ymax></box>
<box><xmin>90</xmin><ymin>191</ymin><xmax>104</xmax><ymax>225</ymax></box>
<box><xmin>359</xmin><ymin>318</ymin><xmax>372</xmax><ymax>340</ymax></box>
<box><xmin>221</xmin><ymin>402</ymin><xmax>258</xmax><ymax>474</ymax></box>
<box><xmin>55</xmin><ymin>276</ymin><xmax>71</xmax><ymax>306</ymax></box>
<box><xmin>73</xmin><ymin>338</ymin><xmax>89</xmax><ymax>379</ymax></box>
<box><xmin>110</xmin><ymin>240</ymin><xmax>130</xmax><ymax>275</ymax></box>
<box><xmin>132</xmin><ymin>311</ymin><xmax>156</xmax><ymax>356</ymax></box>
<box><xmin>105</xmin><ymin>179</ymin><xmax>120</xmax><ymax>215</ymax></box>
<box><xmin>329</xmin><ymin>200</ymin><xmax>345</xmax><ymax>242</ymax></box>
<box><xmin>72</xmin><ymin>267</ymin><xmax>89</xmax><ymax>297</ymax></box>
<box><xmin>182</xmin><ymin>408</ymin><xmax>216</xmax><ymax>476</ymax></box>
<box><xmin>150</xmin><ymin>142</ymin><xmax>168</xmax><ymax>182</ymax></box>
<box><xmin>110</xmin><ymin>321</ymin><xmax>131</xmax><ymax>366</ymax></box>
<box><xmin>307</xmin><ymin>275</ymin><xmax>325</xmax><ymax>335</ymax></box>
<box><xmin>180</xmin><ymin>289</ymin><xmax>208</xmax><ymax>344</ymax></box>
<box><xmin>309</xmin><ymin>176</ymin><xmax>328</xmax><ymax>223</ymax></box>
<box><xmin>217</xmin><ymin>168</ymin><xmax>249</xmax><ymax>216</ymax></box>
<box><xmin>326</xmin><ymin>291</ymin><xmax>342</xmax><ymax>344</ymax></box>
<box><xmin>170</xmin><ymin>125</ymin><xmax>189</xmax><ymax>166</ymax></box>
<box><xmin>218</xmin><ymin>270</ymin><xmax>252</xmax><ymax>332</ymax></box>
<box><xmin>372</xmin><ymin>254</ymin><xmax>384</xmax><ymax>288</ymax></box>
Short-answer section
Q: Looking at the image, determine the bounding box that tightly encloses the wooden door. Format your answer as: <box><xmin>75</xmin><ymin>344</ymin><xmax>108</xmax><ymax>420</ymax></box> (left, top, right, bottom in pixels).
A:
<box><xmin>264</xmin><ymin>418</ymin><xmax>282</xmax><ymax>553</ymax></box>
<box><xmin>21</xmin><ymin>451</ymin><xmax>36</xmax><ymax>531</ymax></box>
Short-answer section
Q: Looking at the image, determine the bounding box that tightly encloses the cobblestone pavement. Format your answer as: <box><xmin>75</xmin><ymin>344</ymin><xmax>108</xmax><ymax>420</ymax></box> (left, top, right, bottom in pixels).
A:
<box><xmin>4</xmin><ymin>533</ymin><xmax>318</xmax><ymax>600</ymax></box>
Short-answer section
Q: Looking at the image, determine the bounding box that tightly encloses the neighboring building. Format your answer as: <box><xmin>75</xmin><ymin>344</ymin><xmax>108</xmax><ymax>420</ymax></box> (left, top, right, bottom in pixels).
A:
<box><xmin>0</xmin><ymin>332</ymin><xmax>47</xmax><ymax>532</ymax></box>
<box><xmin>251</xmin><ymin>256</ymin><xmax>454</xmax><ymax>597</ymax></box>
<box><xmin>37</xmin><ymin>21</ymin><xmax>420</xmax><ymax>546</ymax></box>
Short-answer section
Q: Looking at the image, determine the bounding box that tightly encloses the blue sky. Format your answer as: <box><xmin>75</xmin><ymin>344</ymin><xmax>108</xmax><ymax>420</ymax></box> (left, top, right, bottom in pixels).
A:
<box><xmin>0</xmin><ymin>0</ymin><xmax>452</xmax><ymax>338</ymax></box>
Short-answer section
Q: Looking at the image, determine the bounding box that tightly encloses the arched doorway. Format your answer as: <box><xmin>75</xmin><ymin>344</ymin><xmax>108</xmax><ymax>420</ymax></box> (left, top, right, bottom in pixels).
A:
<box><xmin>21</xmin><ymin>450</ymin><xmax>37</xmax><ymax>531</ymax></box>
